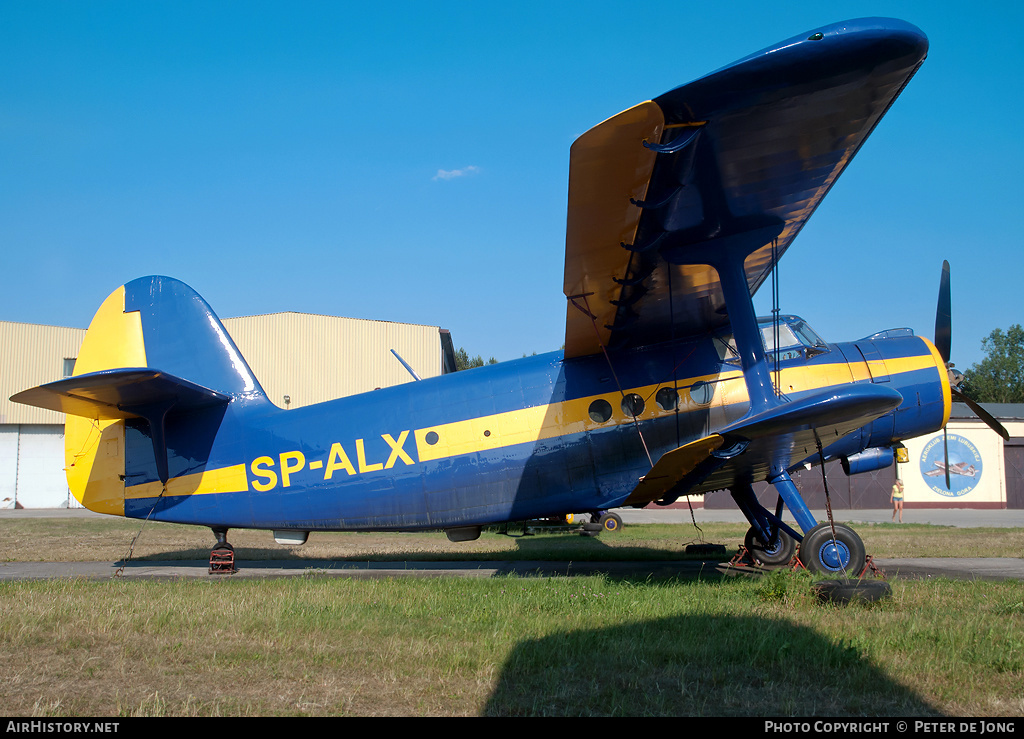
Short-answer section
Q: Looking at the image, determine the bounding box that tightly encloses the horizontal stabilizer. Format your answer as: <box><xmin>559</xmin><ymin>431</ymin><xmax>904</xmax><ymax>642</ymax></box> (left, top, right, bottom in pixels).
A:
<box><xmin>11</xmin><ymin>368</ymin><xmax>231</xmax><ymax>420</ymax></box>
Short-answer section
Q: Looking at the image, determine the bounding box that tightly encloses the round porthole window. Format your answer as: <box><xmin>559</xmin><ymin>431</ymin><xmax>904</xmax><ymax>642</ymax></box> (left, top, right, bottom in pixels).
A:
<box><xmin>690</xmin><ymin>380</ymin><xmax>714</xmax><ymax>406</ymax></box>
<box><xmin>656</xmin><ymin>387</ymin><xmax>679</xmax><ymax>411</ymax></box>
<box><xmin>588</xmin><ymin>399</ymin><xmax>613</xmax><ymax>423</ymax></box>
<box><xmin>425</xmin><ymin>431</ymin><xmax>440</xmax><ymax>445</ymax></box>
<box><xmin>621</xmin><ymin>393</ymin><xmax>644</xmax><ymax>418</ymax></box>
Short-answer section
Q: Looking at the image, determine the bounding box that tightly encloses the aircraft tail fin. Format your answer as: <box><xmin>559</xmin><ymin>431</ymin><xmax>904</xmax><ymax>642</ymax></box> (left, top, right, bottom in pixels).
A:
<box><xmin>11</xmin><ymin>276</ymin><xmax>266</xmax><ymax>515</ymax></box>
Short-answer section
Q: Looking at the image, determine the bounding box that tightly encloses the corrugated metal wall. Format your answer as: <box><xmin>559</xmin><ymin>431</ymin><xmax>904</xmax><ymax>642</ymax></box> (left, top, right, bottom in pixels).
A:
<box><xmin>0</xmin><ymin>322</ymin><xmax>86</xmax><ymax>424</ymax></box>
<box><xmin>222</xmin><ymin>313</ymin><xmax>443</xmax><ymax>409</ymax></box>
<box><xmin>2</xmin><ymin>314</ymin><xmax>445</xmax><ymax>420</ymax></box>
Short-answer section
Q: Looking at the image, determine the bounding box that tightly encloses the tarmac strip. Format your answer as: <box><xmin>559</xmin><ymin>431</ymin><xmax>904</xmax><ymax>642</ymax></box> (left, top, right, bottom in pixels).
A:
<box><xmin>1</xmin><ymin>557</ymin><xmax>1021</xmax><ymax>582</ymax></box>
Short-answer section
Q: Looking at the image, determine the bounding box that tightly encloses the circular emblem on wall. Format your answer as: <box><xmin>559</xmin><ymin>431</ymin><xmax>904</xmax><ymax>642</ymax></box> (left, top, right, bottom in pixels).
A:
<box><xmin>919</xmin><ymin>433</ymin><xmax>983</xmax><ymax>497</ymax></box>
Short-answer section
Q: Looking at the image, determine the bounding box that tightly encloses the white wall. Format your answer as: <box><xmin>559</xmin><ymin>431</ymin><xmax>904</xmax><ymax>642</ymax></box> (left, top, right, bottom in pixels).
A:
<box><xmin>0</xmin><ymin>425</ymin><xmax>74</xmax><ymax>508</ymax></box>
<box><xmin>0</xmin><ymin>427</ymin><xmax>18</xmax><ymax>508</ymax></box>
<box><xmin>899</xmin><ymin>419</ymin><xmax>1024</xmax><ymax>507</ymax></box>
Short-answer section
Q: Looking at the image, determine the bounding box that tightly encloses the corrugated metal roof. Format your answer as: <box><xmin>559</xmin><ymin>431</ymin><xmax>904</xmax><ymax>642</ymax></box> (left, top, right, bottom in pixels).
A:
<box><xmin>951</xmin><ymin>402</ymin><xmax>1024</xmax><ymax>421</ymax></box>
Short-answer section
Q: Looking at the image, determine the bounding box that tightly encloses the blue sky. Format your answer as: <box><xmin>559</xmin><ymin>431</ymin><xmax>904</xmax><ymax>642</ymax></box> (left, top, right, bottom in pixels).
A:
<box><xmin>2</xmin><ymin>1</ymin><xmax>1022</xmax><ymax>371</ymax></box>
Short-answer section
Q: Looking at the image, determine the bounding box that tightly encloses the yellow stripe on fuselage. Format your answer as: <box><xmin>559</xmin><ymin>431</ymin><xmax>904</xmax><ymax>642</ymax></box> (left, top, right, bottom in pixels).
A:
<box><xmin>414</xmin><ymin>353</ymin><xmax>941</xmax><ymax>465</ymax></box>
<box><xmin>125</xmin><ymin>463</ymin><xmax>249</xmax><ymax>500</ymax></box>
<box><xmin>774</xmin><ymin>354</ymin><xmax>939</xmax><ymax>397</ymax></box>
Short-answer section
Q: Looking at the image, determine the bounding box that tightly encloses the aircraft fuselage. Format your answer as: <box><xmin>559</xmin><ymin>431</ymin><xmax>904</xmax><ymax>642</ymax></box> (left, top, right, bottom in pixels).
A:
<box><xmin>120</xmin><ymin>326</ymin><xmax>948</xmax><ymax>531</ymax></box>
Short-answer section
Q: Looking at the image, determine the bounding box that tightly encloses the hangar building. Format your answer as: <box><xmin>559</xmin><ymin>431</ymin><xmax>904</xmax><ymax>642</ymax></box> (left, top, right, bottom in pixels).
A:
<box><xmin>1</xmin><ymin>314</ymin><xmax>456</xmax><ymax>508</ymax></box>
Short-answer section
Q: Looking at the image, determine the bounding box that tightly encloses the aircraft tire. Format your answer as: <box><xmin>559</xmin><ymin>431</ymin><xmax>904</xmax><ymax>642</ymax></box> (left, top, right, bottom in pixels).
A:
<box><xmin>812</xmin><ymin>579</ymin><xmax>891</xmax><ymax>606</ymax></box>
<box><xmin>744</xmin><ymin>526</ymin><xmax>795</xmax><ymax>566</ymax></box>
<box><xmin>598</xmin><ymin>512</ymin><xmax>623</xmax><ymax>532</ymax></box>
<box><xmin>799</xmin><ymin>523</ymin><xmax>866</xmax><ymax>577</ymax></box>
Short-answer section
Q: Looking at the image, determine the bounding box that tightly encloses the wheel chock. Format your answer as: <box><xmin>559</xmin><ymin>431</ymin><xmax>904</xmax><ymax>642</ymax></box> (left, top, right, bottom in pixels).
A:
<box><xmin>209</xmin><ymin>546</ymin><xmax>236</xmax><ymax>575</ymax></box>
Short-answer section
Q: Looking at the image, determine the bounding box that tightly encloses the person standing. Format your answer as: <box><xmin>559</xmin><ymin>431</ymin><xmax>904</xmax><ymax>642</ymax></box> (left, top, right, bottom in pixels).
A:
<box><xmin>891</xmin><ymin>478</ymin><xmax>905</xmax><ymax>523</ymax></box>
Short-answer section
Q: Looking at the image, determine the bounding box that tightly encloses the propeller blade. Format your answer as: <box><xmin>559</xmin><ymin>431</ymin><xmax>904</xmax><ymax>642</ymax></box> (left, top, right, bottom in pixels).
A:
<box><xmin>952</xmin><ymin>388</ymin><xmax>1010</xmax><ymax>440</ymax></box>
<box><xmin>935</xmin><ymin>260</ymin><xmax>952</xmax><ymax>364</ymax></box>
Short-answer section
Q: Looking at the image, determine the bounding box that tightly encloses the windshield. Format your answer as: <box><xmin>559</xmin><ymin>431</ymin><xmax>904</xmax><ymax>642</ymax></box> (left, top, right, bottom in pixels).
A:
<box><xmin>760</xmin><ymin>316</ymin><xmax>826</xmax><ymax>353</ymax></box>
<box><xmin>716</xmin><ymin>316</ymin><xmax>827</xmax><ymax>363</ymax></box>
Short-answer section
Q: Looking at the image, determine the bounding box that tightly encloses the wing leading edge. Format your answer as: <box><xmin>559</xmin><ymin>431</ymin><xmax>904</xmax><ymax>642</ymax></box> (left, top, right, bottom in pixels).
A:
<box><xmin>563</xmin><ymin>18</ymin><xmax>928</xmax><ymax>359</ymax></box>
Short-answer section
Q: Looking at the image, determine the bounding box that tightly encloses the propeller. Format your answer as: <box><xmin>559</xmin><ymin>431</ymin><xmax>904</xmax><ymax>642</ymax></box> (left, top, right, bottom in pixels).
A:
<box><xmin>933</xmin><ymin>261</ymin><xmax>1009</xmax><ymax>488</ymax></box>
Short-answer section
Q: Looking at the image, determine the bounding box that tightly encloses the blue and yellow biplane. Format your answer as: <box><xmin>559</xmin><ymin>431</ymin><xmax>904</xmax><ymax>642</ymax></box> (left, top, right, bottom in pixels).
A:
<box><xmin>13</xmin><ymin>18</ymin><xmax>1002</xmax><ymax>575</ymax></box>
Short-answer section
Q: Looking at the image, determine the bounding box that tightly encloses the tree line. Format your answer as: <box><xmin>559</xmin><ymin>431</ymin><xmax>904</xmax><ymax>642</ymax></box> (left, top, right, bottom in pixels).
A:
<box><xmin>961</xmin><ymin>324</ymin><xmax>1024</xmax><ymax>403</ymax></box>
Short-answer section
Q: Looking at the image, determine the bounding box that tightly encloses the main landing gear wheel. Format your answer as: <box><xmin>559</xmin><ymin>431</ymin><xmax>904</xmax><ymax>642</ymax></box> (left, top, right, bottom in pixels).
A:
<box><xmin>597</xmin><ymin>512</ymin><xmax>623</xmax><ymax>532</ymax></box>
<box><xmin>744</xmin><ymin>526</ymin><xmax>796</xmax><ymax>566</ymax></box>
<box><xmin>799</xmin><ymin>522</ymin><xmax>866</xmax><ymax>577</ymax></box>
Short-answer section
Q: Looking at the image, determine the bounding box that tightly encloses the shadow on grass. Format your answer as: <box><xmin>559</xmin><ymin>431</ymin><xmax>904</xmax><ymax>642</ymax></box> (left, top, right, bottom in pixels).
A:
<box><xmin>126</xmin><ymin>524</ymin><xmax>739</xmax><ymax>564</ymax></box>
<box><xmin>483</xmin><ymin>611</ymin><xmax>942</xmax><ymax>716</ymax></box>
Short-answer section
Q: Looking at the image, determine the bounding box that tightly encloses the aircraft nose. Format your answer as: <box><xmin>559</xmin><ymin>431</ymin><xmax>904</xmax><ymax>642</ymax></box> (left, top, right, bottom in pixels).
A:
<box><xmin>836</xmin><ymin>333</ymin><xmax>950</xmax><ymax>447</ymax></box>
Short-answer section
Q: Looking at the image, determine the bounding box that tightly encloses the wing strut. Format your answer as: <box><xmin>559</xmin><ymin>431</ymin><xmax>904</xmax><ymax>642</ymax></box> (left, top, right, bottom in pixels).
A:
<box><xmin>701</xmin><ymin>235</ymin><xmax>782</xmax><ymax>416</ymax></box>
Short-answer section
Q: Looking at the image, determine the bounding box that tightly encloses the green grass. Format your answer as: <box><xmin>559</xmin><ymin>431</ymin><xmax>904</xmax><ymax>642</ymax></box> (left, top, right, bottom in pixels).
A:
<box><xmin>1</xmin><ymin>574</ymin><xmax>1021</xmax><ymax>716</ymax></box>
<box><xmin>1</xmin><ymin>518</ymin><xmax>1022</xmax><ymax>716</ymax></box>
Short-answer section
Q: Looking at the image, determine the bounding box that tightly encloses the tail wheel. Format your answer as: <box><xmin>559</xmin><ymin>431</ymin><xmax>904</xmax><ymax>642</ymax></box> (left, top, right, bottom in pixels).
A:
<box><xmin>597</xmin><ymin>512</ymin><xmax>623</xmax><ymax>532</ymax></box>
<box><xmin>799</xmin><ymin>523</ymin><xmax>866</xmax><ymax>577</ymax></box>
<box><xmin>744</xmin><ymin>526</ymin><xmax>796</xmax><ymax>566</ymax></box>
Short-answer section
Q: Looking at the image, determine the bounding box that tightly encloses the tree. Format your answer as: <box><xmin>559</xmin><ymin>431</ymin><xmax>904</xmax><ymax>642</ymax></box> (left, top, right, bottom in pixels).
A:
<box><xmin>454</xmin><ymin>347</ymin><xmax>498</xmax><ymax>371</ymax></box>
<box><xmin>960</xmin><ymin>324</ymin><xmax>1024</xmax><ymax>403</ymax></box>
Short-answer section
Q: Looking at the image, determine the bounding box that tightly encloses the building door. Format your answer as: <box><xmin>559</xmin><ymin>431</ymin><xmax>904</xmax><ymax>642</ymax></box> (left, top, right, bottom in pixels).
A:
<box><xmin>14</xmin><ymin>425</ymin><xmax>71</xmax><ymax>508</ymax></box>
<box><xmin>1003</xmin><ymin>440</ymin><xmax>1024</xmax><ymax>509</ymax></box>
<box><xmin>704</xmin><ymin>459</ymin><xmax>896</xmax><ymax>509</ymax></box>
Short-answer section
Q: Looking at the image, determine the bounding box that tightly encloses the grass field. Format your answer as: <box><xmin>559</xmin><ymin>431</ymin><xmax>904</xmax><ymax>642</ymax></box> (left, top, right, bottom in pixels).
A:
<box><xmin>1</xmin><ymin>519</ymin><xmax>1022</xmax><ymax>717</ymax></box>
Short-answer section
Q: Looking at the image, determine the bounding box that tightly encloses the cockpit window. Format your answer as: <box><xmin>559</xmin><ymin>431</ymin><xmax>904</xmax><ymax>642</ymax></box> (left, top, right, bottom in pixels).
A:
<box><xmin>717</xmin><ymin>316</ymin><xmax>828</xmax><ymax>364</ymax></box>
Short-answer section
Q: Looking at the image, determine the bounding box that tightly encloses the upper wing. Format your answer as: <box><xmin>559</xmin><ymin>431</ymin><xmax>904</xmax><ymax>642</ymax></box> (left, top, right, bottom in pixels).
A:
<box><xmin>563</xmin><ymin>18</ymin><xmax>928</xmax><ymax>358</ymax></box>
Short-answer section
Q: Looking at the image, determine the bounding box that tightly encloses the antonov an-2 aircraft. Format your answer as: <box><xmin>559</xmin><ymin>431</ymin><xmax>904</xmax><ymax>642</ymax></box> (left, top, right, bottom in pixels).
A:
<box><xmin>14</xmin><ymin>18</ymin><xmax>1006</xmax><ymax>576</ymax></box>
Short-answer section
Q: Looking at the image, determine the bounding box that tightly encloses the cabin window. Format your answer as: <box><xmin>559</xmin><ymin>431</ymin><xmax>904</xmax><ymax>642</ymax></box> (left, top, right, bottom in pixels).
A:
<box><xmin>621</xmin><ymin>394</ymin><xmax>644</xmax><ymax>417</ymax></box>
<box><xmin>690</xmin><ymin>380</ymin><xmax>714</xmax><ymax>406</ymax></box>
<box><xmin>656</xmin><ymin>387</ymin><xmax>679</xmax><ymax>411</ymax></box>
<box><xmin>588</xmin><ymin>399</ymin><xmax>612</xmax><ymax>423</ymax></box>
